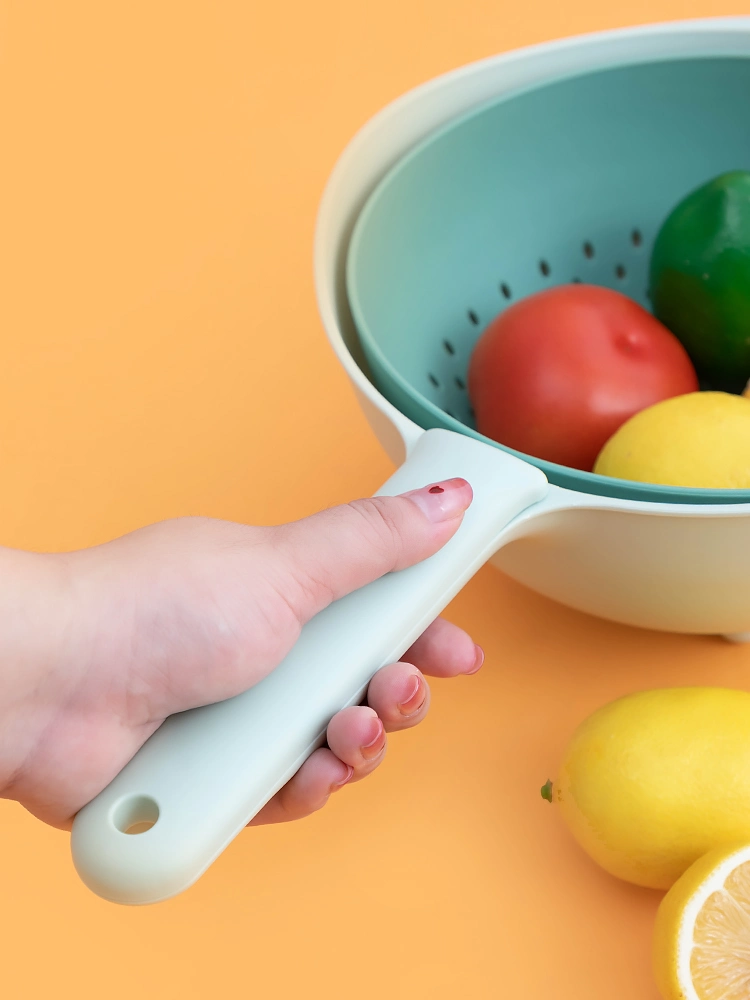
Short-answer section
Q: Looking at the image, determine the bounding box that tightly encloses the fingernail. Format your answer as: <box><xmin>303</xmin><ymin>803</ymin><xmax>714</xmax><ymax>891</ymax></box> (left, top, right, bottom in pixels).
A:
<box><xmin>397</xmin><ymin>674</ymin><xmax>426</xmax><ymax>716</ymax></box>
<box><xmin>331</xmin><ymin>765</ymin><xmax>354</xmax><ymax>792</ymax></box>
<box><xmin>401</xmin><ymin>478</ymin><xmax>473</xmax><ymax>522</ymax></box>
<box><xmin>360</xmin><ymin>716</ymin><xmax>386</xmax><ymax>760</ymax></box>
<box><xmin>464</xmin><ymin>644</ymin><xmax>485</xmax><ymax>675</ymax></box>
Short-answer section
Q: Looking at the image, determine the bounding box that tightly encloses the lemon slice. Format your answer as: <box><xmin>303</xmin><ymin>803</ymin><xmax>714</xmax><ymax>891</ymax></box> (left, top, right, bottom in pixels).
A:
<box><xmin>654</xmin><ymin>843</ymin><xmax>750</xmax><ymax>999</ymax></box>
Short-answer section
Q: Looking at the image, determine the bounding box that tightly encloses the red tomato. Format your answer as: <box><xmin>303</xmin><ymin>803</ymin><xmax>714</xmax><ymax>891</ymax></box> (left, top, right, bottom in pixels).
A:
<box><xmin>467</xmin><ymin>284</ymin><xmax>699</xmax><ymax>471</ymax></box>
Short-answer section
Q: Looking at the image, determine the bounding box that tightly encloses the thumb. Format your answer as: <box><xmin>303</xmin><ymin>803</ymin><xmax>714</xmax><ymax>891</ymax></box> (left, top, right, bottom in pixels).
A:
<box><xmin>268</xmin><ymin>477</ymin><xmax>473</xmax><ymax>625</ymax></box>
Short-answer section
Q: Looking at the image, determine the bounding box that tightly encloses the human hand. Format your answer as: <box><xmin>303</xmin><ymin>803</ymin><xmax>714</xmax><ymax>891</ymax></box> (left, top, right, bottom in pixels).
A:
<box><xmin>0</xmin><ymin>478</ymin><xmax>482</xmax><ymax>829</ymax></box>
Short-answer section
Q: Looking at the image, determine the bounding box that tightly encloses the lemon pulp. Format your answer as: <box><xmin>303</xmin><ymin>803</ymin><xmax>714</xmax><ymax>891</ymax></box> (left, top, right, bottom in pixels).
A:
<box><xmin>690</xmin><ymin>860</ymin><xmax>750</xmax><ymax>999</ymax></box>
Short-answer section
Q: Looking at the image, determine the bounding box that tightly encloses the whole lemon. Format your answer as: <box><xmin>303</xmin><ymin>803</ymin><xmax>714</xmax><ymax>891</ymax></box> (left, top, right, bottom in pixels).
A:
<box><xmin>548</xmin><ymin>688</ymin><xmax>750</xmax><ymax>890</ymax></box>
<box><xmin>594</xmin><ymin>390</ymin><xmax>750</xmax><ymax>487</ymax></box>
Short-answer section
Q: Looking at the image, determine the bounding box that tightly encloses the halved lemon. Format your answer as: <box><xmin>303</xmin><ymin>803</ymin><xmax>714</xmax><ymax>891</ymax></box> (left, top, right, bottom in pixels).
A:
<box><xmin>654</xmin><ymin>842</ymin><xmax>750</xmax><ymax>999</ymax></box>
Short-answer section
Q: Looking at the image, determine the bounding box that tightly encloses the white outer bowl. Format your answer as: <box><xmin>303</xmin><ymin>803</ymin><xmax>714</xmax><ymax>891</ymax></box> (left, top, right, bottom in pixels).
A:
<box><xmin>314</xmin><ymin>18</ymin><xmax>750</xmax><ymax>637</ymax></box>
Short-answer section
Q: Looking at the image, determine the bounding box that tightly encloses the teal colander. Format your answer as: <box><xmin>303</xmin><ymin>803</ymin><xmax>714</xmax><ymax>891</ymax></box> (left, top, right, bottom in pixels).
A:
<box><xmin>347</xmin><ymin>55</ymin><xmax>750</xmax><ymax>504</ymax></box>
<box><xmin>70</xmin><ymin>23</ymin><xmax>750</xmax><ymax>908</ymax></box>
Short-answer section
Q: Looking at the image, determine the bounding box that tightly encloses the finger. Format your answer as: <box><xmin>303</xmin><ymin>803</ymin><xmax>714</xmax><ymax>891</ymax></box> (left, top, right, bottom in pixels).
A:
<box><xmin>403</xmin><ymin>616</ymin><xmax>484</xmax><ymax>678</ymax></box>
<box><xmin>248</xmin><ymin>747</ymin><xmax>353</xmax><ymax>826</ymax></box>
<box><xmin>268</xmin><ymin>478</ymin><xmax>473</xmax><ymax>625</ymax></box>
<box><xmin>366</xmin><ymin>662</ymin><xmax>431</xmax><ymax>732</ymax></box>
<box><xmin>325</xmin><ymin>706</ymin><xmax>387</xmax><ymax>782</ymax></box>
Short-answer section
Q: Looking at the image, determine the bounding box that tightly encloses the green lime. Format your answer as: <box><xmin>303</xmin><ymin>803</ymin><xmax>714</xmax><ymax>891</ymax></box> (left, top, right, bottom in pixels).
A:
<box><xmin>650</xmin><ymin>171</ymin><xmax>750</xmax><ymax>392</ymax></box>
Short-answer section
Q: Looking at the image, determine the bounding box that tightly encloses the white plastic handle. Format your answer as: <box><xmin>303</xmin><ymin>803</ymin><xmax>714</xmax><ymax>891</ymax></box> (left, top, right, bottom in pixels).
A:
<box><xmin>71</xmin><ymin>429</ymin><xmax>548</xmax><ymax>903</ymax></box>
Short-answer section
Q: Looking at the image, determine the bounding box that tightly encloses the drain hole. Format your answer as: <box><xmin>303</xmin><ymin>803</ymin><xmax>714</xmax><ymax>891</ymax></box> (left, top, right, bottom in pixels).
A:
<box><xmin>454</xmin><ymin>375</ymin><xmax>465</xmax><ymax>390</ymax></box>
<box><xmin>631</xmin><ymin>229</ymin><xmax>643</xmax><ymax>247</ymax></box>
<box><xmin>571</xmin><ymin>277</ymin><xmax>582</xmax><ymax>284</ymax></box>
<box><xmin>428</xmin><ymin>372</ymin><xmax>440</xmax><ymax>388</ymax></box>
<box><xmin>500</xmin><ymin>282</ymin><xmax>512</xmax><ymax>299</ymax></box>
<box><xmin>615</xmin><ymin>264</ymin><xmax>627</xmax><ymax>279</ymax></box>
<box><xmin>467</xmin><ymin>309</ymin><xmax>479</xmax><ymax>325</ymax></box>
<box><xmin>468</xmin><ymin>406</ymin><xmax>476</xmax><ymax>422</ymax></box>
<box><xmin>539</xmin><ymin>259</ymin><xmax>551</xmax><ymax>277</ymax></box>
<box><xmin>583</xmin><ymin>241</ymin><xmax>595</xmax><ymax>259</ymax></box>
<box><xmin>112</xmin><ymin>795</ymin><xmax>160</xmax><ymax>835</ymax></box>
<box><xmin>443</xmin><ymin>339</ymin><xmax>456</xmax><ymax>355</ymax></box>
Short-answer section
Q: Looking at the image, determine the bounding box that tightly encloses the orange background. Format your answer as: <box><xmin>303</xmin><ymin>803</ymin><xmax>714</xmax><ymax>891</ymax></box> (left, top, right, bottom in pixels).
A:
<box><xmin>2</xmin><ymin>3</ymin><xmax>750</xmax><ymax>998</ymax></box>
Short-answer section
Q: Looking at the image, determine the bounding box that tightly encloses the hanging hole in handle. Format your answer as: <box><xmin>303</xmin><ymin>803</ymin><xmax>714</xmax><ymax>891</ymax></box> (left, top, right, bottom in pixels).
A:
<box><xmin>112</xmin><ymin>794</ymin><xmax>160</xmax><ymax>835</ymax></box>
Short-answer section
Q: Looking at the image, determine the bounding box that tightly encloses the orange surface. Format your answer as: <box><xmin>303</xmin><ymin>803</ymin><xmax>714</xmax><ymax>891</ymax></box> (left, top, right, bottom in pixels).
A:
<box><xmin>2</xmin><ymin>3</ymin><xmax>750</xmax><ymax>998</ymax></box>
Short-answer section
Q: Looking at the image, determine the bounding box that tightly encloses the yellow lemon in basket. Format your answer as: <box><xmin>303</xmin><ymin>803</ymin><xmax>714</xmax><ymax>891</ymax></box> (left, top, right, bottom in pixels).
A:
<box><xmin>547</xmin><ymin>688</ymin><xmax>750</xmax><ymax>890</ymax></box>
<box><xmin>653</xmin><ymin>842</ymin><xmax>750</xmax><ymax>1000</ymax></box>
<box><xmin>594</xmin><ymin>390</ymin><xmax>750</xmax><ymax>487</ymax></box>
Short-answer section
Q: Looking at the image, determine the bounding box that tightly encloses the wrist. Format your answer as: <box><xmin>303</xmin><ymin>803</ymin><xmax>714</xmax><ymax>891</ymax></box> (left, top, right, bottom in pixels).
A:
<box><xmin>0</xmin><ymin>548</ymin><xmax>77</xmax><ymax>800</ymax></box>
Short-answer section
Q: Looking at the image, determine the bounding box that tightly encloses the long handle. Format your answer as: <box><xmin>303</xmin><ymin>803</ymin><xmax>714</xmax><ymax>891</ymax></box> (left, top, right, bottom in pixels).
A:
<box><xmin>71</xmin><ymin>429</ymin><xmax>548</xmax><ymax>904</ymax></box>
